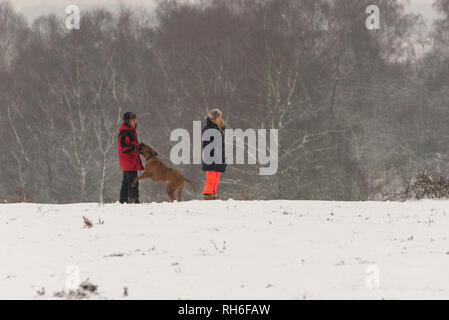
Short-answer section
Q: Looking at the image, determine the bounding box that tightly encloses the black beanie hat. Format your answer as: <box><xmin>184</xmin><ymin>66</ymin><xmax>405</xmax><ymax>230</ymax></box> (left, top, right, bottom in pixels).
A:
<box><xmin>123</xmin><ymin>112</ymin><xmax>136</xmax><ymax>122</ymax></box>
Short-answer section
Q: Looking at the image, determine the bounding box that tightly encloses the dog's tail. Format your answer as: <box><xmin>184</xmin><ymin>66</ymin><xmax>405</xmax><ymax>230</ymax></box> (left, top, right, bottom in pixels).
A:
<box><xmin>183</xmin><ymin>178</ymin><xmax>196</xmax><ymax>192</ymax></box>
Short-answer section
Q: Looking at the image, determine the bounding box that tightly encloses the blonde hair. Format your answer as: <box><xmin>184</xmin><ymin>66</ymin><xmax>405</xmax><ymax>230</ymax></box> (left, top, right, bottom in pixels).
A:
<box><xmin>205</xmin><ymin>108</ymin><xmax>224</xmax><ymax>131</ymax></box>
<box><xmin>205</xmin><ymin>108</ymin><xmax>223</xmax><ymax>120</ymax></box>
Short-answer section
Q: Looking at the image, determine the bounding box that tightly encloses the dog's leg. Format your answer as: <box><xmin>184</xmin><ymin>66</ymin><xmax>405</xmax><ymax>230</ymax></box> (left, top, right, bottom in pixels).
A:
<box><xmin>176</xmin><ymin>183</ymin><xmax>184</xmax><ymax>202</ymax></box>
<box><xmin>132</xmin><ymin>172</ymin><xmax>152</xmax><ymax>185</ymax></box>
<box><xmin>167</xmin><ymin>191</ymin><xmax>176</xmax><ymax>202</ymax></box>
<box><xmin>166</xmin><ymin>183</ymin><xmax>176</xmax><ymax>202</ymax></box>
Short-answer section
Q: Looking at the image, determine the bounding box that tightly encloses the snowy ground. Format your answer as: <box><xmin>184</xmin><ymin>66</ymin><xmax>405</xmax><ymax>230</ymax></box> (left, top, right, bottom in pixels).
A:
<box><xmin>1</xmin><ymin>200</ymin><xmax>449</xmax><ymax>299</ymax></box>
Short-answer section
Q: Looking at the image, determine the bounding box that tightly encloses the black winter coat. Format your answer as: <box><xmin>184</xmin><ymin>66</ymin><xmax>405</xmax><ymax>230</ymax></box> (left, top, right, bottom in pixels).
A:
<box><xmin>202</xmin><ymin>118</ymin><xmax>226</xmax><ymax>173</ymax></box>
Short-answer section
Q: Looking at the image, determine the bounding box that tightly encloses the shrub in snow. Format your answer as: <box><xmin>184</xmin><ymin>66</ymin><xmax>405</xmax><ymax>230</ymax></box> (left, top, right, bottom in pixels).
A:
<box><xmin>53</xmin><ymin>280</ymin><xmax>98</xmax><ymax>299</ymax></box>
<box><xmin>407</xmin><ymin>171</ymin><xmax>449</xmax><ymax>200</ymax></box>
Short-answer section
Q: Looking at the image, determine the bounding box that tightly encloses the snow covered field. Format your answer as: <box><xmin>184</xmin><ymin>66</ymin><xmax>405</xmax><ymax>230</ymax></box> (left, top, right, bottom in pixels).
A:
<box><xmin>1</xmin><ymin>200</ymin><xmax>449</xmax><ymax>300</ymax></box>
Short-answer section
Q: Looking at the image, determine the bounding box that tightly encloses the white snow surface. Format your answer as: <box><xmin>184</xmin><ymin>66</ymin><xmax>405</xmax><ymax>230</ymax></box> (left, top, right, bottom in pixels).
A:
<box><xmin>2</xmin><ymin>200</ymin><xmax>449</xmax><ymax>299</ymax></box>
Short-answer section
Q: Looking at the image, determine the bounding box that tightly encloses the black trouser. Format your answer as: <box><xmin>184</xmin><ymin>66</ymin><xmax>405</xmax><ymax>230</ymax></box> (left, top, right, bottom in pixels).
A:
<box><xmin>120</xmin><ymin>171</ymin><xmax>139</xmax><ymax>203</ymax></box>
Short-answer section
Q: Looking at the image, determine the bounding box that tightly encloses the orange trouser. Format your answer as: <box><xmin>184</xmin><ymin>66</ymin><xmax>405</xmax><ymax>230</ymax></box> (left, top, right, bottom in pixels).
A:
<box><xmin>202</xmin><ymin>171</ymin><xmax>221</xmax><ymax>194</ymax></box>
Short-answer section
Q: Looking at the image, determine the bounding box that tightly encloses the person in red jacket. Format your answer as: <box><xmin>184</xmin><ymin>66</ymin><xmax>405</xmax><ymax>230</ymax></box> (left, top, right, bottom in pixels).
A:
<box><xmin>118</xmin><ymin>112</ymin><xmax>144</xmax><ymax>203</ymax></box>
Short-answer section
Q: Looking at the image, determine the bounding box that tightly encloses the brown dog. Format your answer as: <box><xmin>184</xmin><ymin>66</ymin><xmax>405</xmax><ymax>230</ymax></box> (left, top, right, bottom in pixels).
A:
<box><xmin>132</xmin><ymin>143</ymin><xmax>196</xmax><ymax>202</ymax></box>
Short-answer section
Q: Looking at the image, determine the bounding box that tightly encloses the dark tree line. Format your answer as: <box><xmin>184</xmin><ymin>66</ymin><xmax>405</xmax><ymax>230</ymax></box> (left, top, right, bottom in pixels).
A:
<box><xmin>0</xmin><ymin>0</ymin><xmax>448</xmax><ymax>203</ymax></box>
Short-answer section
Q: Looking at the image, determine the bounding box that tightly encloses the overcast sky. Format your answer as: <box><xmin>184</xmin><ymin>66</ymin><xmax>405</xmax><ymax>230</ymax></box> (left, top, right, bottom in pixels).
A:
<box><xmin>8</xmin><ymin>0</ymin><xmax>442</xmax><ymax>24</ymax></box>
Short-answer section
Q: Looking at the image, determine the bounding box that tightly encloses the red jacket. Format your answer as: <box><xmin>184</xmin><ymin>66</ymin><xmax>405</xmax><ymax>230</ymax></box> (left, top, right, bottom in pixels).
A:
<box><xmin>118</xmin><ymin>122</ymin><xmax>144</xmax><ymax>171</ymax></box>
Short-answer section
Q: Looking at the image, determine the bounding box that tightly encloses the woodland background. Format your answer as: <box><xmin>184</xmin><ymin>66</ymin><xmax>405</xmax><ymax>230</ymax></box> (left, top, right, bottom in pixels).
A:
<box><xmin>0</xmin><ymin>0</ymin><xmax>448</xmax><ymax>203</ymax></box>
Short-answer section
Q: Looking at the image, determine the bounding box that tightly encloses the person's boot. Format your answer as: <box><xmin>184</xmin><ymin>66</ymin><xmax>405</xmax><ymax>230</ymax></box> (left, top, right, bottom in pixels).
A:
<box><xmin>212</xmin><ymin>192</ymin><xmax>217</xmax><ymax>200</ymax></box>
<box><xmin>203</xmin><ymin>194</ymin><xmax>215</xmax><ymax>200</ymax></box>
<box><xmin>129</xmin><ymin>198</ymin><xmax>137</xmax><ymax>204</ymax></box>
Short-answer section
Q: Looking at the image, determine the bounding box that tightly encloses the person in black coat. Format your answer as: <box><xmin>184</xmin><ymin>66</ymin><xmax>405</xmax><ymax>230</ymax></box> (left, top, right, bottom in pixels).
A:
<box><xmin>202</xmin><ymin>108</ymin><xmax>226</xmax><ymax>200</ymax></box>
